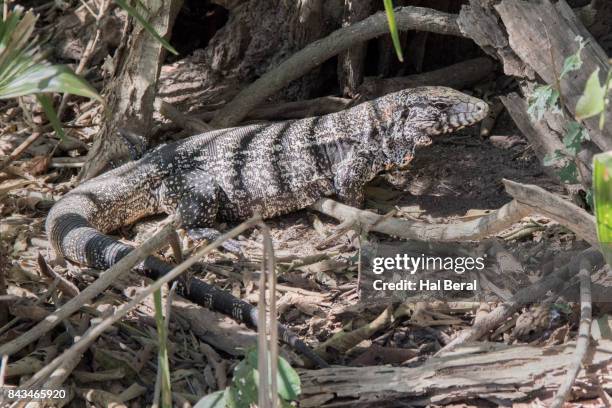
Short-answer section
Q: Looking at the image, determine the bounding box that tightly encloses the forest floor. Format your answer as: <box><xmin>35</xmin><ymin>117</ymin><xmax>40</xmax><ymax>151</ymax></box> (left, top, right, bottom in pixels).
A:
<box><xmin>1</xmin><ymin>0</ymin><xmax>611</xmax><ymax>406</ymax></box>
<box><xmin>2</xmin><ymin>103</ymin><xmax>608</xmax><ymax>406</ymax></box>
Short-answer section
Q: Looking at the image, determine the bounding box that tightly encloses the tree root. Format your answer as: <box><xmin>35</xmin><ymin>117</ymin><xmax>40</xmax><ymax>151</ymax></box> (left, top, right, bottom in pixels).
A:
<box><xmin>311</xmin><ymin>197</ymin><xmax>531</xmax><ymax>242</ymax></box>
<box><xmin>211</xmin><ymin>6</ymin><xmax>463</xmax><ymax>128</ymax></box>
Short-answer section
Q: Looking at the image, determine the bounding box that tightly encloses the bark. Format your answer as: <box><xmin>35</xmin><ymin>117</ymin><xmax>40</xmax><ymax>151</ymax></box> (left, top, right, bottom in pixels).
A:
<box><xmin>500</xmin><ymin>92</ymin><xmax>568</xmax><ymax>181</ymax></box>
<box><xmin>80</xmin><ymin>0</ymin><xmax>183</xmax><ymax>180</ymax></box>
<box><xmin>299</xmin><ymin>340</ymin><xmax>612</xmax><ymax>407</ymax></box>
<box><xmin>157</xmin><ymin>0</ymin><xmax>341</xmax><ymax>113</ymax></box>
<box><xmin>504</xmin><ymin>85</ymin><xmax>596</xmax><ymax>186</ymax></box>
<box><xmin>459</xmin><ymin>0</ymin><xmax>612</xmax><ymax>153</ymax></box>
<box><xmin>337</xmin><ymin>0</ymin><xmax>372</xmax><ymax>97</ymax></box>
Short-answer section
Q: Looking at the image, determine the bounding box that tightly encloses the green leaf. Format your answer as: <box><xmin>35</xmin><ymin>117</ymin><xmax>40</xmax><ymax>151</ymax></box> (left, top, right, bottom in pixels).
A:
<box><xmin>193</xmin><ymin>390</ymin><xmax>227</xmax><ymax>408</ymax></box>
<box><xmin>576</xmin><ymin>68</ymin><xmax>606</xmax><ymax>120</ymax></box>
<box><xmin>527</xmin><ymin>85</ymin><xmax>560</xmax><ymax>121</ymax></box>
<box><xmin>277</xmin><ymin>356</ymin><xmax>301</xmax><ymax>400</ymax></box>
<box><xmin>383</xmin><ymin>0</ymin><xmax>403</xmax><ymax>62</ymax></box>
<box><xmin>559</xmin><ymin>162</ymin><xmax>579</xmax><ymax>184</ymax></box>
<box><xmin>562</xmin><ymin>121</ymin><xmax>589</xmax><ymax>156</ymax></box>
<box><xmin>0</xmin><ymin>64</ymin><xmax>102</xmax><ymax>101</ymax></box>
<box><xmin>114</xmin><ymin>0</ymin><xmax>178</xmax><ymax>56</ymax></box>
<box><xmin>36</xmin><ymin>94</ymin><xmax>65</xmax><ymax>140</ymax></box>
<box><xmin>552</xmin><ymin>302</ymin><xmax>573</xmax><ymax>315</ymax></box>
<box><xmin>593</xmin><ymin>152</ymin><xmax>612</xmax><ymax>268</ymax></box>
<box><xmin>0</xmin><ymin>7</ymin><xmax>102</xmax><ymax>104</ymax></box>
<box><xmin>560</xmin><ymin>35</ymin><xmax>586</xmax><ymax>79</ymax></box>
<box><xmin>226</xmin><ymin>359</ymin><xmax>259</xmax><ymax>408</ymax></box>
<box><xmin>245</xmin><ymin>349</ymin><xmax>301</xmax><ymax>401</ymax></box>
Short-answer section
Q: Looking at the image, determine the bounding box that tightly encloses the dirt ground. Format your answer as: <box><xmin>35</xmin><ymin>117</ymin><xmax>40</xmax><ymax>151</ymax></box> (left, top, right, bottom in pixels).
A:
<box><xmin>1</xmin><ymin>0</ymin><xmax>611</xmax><ymax>400</ymax></box>
<box><xmin>2</xmin><ymin>85</ymin><xmax>609</xmax><ymax>406</ymax></box>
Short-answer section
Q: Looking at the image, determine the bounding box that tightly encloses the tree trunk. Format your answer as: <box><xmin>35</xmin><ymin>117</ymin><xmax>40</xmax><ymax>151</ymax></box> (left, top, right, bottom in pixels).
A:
<box><xmin>337</xmin><ymin>0</ymin><xmax>372</xmax><ymax>97</ymax></box>
<box><xmin>79</xmin><ymin>0</ymin><xmax>183</xmax><ymax>180</ymax></box>
<box><xmin>157</xmin><ymin>0</ymin><xmax>342</xmax><ymax>114</ymax></box>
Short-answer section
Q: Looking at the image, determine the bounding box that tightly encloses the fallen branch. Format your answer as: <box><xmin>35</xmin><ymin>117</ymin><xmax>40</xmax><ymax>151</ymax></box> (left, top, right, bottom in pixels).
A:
<box><xmin>314</xmin><ymin>306</ymin><xmax>394</xmax><ymax>361</ymax></box>
<box><xmin>359</xmin><ymin>57</ymin><xmax>495</xmax><ymax>98</ymax></box>
<box><xmin>193</xmin><ymin>58</ymin><xmax>493</xmax><ymax>124</ymax></box>
<box><xmin>0</xmin><ymin>221</ymin><xmax>178</xmax><ymax>357</ymax></box>
<box><xmin>211</xmin><ymin>6</ymin><xmax>462</xmax><ymax>128</ymax></box>
<box><xmin>170</xmin><ymin>297</ymin><xmax>257</xmax><ymax>356</ymax></box>
<box><xmin>310</xmin><ymin>197</ymin><xmax>531</xmax><ymax>242</ymax></box>
<box><xmin>196</xmin><ymin>96</ymin><xmax>354</xmax><ymax>123</ymax></box>
<box><xmin>550</xmin><ymin>256</ymin><xmax>594</xmax><ymax>408</ymax></box>
<box><xmin>299</xmin><ymin>339</ymin><xmax>612</xmax><ymax>407</ymax></box>
<box><xmin>156</xmin><ymin>99</ymin><xmax>213</xmax><ymax>133</ymax></box>
<box><xmin>502</xmin><ymin>179</ymin><xmax>597</xmax><ymax>246</ymax></box>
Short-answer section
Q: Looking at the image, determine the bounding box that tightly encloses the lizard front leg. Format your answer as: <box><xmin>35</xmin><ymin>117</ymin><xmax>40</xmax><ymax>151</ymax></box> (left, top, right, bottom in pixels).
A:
<box><xmin>160</xmin><ymin>171</ymin><xmax>242</xmax><ymax>254</ymax></box>
<box><xmin>333</xmin><ymin>152</ymin><xmax>378</xmax><ymax>208</ymax></box>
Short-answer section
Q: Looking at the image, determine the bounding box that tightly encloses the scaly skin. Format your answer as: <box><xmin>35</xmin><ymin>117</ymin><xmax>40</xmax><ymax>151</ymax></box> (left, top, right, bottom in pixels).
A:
<box><xmin>46</xmin><ymin>87</ymin><xmax>488</xmax><ymax>366</ymax></box>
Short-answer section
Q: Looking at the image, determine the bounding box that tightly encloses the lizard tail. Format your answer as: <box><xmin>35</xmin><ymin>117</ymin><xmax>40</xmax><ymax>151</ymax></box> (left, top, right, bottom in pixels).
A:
<box><xmin>46</xmin><ymin>213</ymin><xmax>328</xmax><ymax>368</ymax></box>
<box><xmin>146</xmin><ymin>257</ymin><xmax>329</xmax><ymax>368</ymax></box>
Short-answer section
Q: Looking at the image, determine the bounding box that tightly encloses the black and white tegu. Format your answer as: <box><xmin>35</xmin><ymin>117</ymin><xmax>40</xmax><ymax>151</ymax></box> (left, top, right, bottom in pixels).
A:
<box><xmin>46</xmin><ymin>86</ymin><xmax>489</xmax><ymax>365</ymax></box>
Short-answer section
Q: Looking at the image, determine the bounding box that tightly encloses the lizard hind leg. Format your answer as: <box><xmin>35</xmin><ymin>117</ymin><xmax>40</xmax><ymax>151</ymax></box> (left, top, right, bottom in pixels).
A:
<box><xmin>160</xmin><ymin>172</ymin><xmax>242</xmax><ymax>255</ymax></box>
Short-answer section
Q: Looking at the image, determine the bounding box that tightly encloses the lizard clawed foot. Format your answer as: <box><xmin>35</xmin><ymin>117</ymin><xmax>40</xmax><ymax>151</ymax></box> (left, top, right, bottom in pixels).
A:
<box><xmin>186</xmin><ymin>227</ymin><xmax>244</xmax><ymax>256</ymax></box>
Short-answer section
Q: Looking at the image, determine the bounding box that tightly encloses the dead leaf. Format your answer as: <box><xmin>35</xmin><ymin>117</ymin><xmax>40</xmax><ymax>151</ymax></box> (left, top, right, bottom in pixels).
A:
<box><xmin>512</xmin><ymin>304</ymin><xmax>551</xmax><ymax>342</ymax></box>
<box><xmin>26</xmin><ymin>155</ymin><xmax>51</xmax><ymax>175</ymax></box>
<box><xmin>79</xmin><ymin>388</ymin><xmax>127</xmax><ymax>408</ymax></box>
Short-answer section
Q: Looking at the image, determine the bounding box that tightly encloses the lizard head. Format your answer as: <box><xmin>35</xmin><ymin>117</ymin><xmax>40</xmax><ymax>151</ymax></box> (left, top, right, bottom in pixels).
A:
<box><xmin>381</xmin><ymin>87</ymin><xmax>489</xmax><ymax>166</ymax></box>
<box><xmin>401</xmin><ymin>86</ymin><xmax>489</xmax><ymax>135</ymax></box>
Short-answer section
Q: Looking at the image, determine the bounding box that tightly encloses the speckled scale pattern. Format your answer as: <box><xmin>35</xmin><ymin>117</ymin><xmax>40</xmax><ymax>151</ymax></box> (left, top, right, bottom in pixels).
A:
<box><xmin>45</xmin><ymin>86</ymin><xmax>488</xmax><ymax>364</ymax></box>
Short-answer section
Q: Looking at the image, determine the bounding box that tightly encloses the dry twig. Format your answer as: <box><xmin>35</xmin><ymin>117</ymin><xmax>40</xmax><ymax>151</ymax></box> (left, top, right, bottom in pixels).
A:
<box><xmin>503</xmin><ymin>179</ymin><xmax>597</xmax><ymax>246</ymax></box>
<box><xmin>550</xmin><ymin>256</ymin><xmax>594</xmax><ymax>408</ymax></box>
<box><xmin>0</xmin><ymin>133</ymin><xmax>42</xmax><ymax>172</ymax></box>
